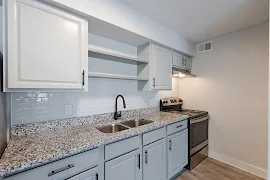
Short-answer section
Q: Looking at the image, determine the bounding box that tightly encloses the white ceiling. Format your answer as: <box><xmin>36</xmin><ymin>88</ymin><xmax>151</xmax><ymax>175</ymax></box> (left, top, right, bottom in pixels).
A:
<box><xmin>119</xmin><ymin>0</ymin><xmax>269</xmax><ymax>42</ymax></box>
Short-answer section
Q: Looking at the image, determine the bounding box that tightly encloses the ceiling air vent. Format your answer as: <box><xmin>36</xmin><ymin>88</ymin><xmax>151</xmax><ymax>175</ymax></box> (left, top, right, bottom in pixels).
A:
<box><xmin>197</xmin><ymin>41</ymin><xmax>212</xmax><ymax>53</ymax></box>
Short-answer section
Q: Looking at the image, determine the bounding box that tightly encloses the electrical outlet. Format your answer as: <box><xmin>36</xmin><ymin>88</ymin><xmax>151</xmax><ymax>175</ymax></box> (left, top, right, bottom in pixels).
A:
<box><xmin>64</xmin><ymin>104</ymin><xmax>73</xmax><ymax>115</ymax></box>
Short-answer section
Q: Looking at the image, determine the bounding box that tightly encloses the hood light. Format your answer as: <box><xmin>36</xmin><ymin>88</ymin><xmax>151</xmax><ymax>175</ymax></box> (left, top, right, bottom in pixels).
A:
<box><xmin>173</xmin><ymin>72</ymin><xmax>186</xmax><ymax>78</ymax></box>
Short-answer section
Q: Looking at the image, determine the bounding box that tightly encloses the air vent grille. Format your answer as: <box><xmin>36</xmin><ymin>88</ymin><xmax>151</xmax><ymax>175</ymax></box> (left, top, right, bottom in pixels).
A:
<box><xmin>197</xmin><ymin>41</ymin><xmax>212</xmax><ymax>53</ymax></box>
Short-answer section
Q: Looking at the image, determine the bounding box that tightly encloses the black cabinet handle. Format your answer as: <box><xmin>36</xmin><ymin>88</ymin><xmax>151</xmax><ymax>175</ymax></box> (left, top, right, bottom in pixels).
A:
<box><xmin>137</xmin><ymin>154</ymin><xmax>141</xmax><ymax>169</ymax></box>
<box><xmin>96</xmin><ymin>173</ymin><xmax>99</xmax><ymax>180</ymax></box>
<box><xmin>176</xmin><ymin>125</ymin><xmax>183</xmax><ymax>128</ymax></box>
<box><xmin>153</xmin><ymin>77</ymin><xmax>155</xmax><ymax>87</ymax></box>
<box><xmin>82</xmin><ymin>70</ymin><xmax>85</xmax><ymax>86</ymax></box>
<box><xmin>145</xmin><ymin>150</ymin><xmax>148</xmax><ymax>164</ymax></box>
<box><xmin>48</xmin><ymin>164</ymin><xmax>75</xmax><ymax>177</ymax></box>
<box><xmin>169</xmin><ymin>140</ymin><xmax>172</xmax><ymax>151</ymax></box>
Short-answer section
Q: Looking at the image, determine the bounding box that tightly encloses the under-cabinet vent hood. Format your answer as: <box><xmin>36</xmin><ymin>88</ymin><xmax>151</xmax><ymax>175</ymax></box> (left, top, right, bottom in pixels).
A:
<box><xmin>172</xmin><ymin>67</ymin><xmax>196</xmax><ymax>78</ymax></box>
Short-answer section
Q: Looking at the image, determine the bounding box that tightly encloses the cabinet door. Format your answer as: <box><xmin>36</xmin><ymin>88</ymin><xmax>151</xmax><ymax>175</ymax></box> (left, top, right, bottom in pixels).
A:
<box><xmin>4</xmin><ymin>0</ymin><xmax>88</xmax><ymax>91</ymax></box>
<box><xmin>187</xmin><ymin>57</ymin><xmax>192</xmax><ymax>69</ymax></box>
<box><xmin>167</xmin><ymin>129</ymin><xmax>188</xmax><ymax>179</ymax></box>
<box><xmin>184</xmin><ymin>56</ymin><xmax>192</xmax><ymax>70</ymax></box>
<box><xmin>67</xmin><ymin>167</ymin><xmax>98</xmax><ymax>180</ymax></box>
<box><xmin>151</xmin><ymin>44</ymin><xmax>172</xmax><ymax>90</ymax></box>
<box><xmin>105</xmin><ymin>150</ymin><xmax>141</xmax><ymax>180</ymax></box>
<box><xmin>172</xmin><ymin>52</ymin><xmax>183</xmax><ymax>68</ymax></box>
<box><xmin>143</xmin><ymin>139</ymin><xmax>165</xmax><ymax>180</ymax></box>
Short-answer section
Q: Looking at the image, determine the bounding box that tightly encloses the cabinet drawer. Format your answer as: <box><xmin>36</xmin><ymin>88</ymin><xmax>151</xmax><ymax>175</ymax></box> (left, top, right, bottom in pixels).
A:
<box><xmin>105</xmin><ymin>136</ymin><xmax>139</xmax><ymax>161</ymax></box>
<box><xmin>167</xmin><ymin>120</ymin><xmax>188</xmax><ymax>135</ymax></box>
<box><xmin>67</xmin><ymin>166</ymin><xmax>98</xmax><ymax>180</ymax></box>
<box><xmin>143</xmin><ymin>127</ymin><xmax>165</xmax><ymax>146</ymax></box>
<box><xmin>5</xmin><ymin>148</ymin><xmax>99</xmax><ymax>180</ymax></box>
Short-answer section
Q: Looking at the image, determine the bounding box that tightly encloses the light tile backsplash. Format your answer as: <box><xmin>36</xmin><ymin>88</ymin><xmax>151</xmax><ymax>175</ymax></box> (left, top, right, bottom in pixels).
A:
<box><xmin>11</xmin><ymin>78</ymin><xmax>179</xmax><ymax>125</ymax></box>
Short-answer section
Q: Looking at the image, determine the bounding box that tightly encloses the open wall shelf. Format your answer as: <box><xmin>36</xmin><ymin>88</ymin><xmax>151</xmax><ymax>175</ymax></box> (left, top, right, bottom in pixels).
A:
<box><xmin>88</xmin><ymin>46</ymin><xmax>148</xmax><ymax>63</ymax></box>
<box><xmin>88</xmin><ymin>72</ymin><xmax>149</xmax><ymax>81</ymax></box>
<box><xmin>88</xmin><ymin>33</ymin><xmax>149</xmax><ymax>82</ymax></box>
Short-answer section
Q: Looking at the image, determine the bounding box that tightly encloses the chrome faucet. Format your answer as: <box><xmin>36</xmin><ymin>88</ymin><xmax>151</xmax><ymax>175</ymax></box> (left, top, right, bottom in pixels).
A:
<box><xmin>114</xmin><ymin>95</ymin><xmax>126</xmax><ymax>120</ymax></box>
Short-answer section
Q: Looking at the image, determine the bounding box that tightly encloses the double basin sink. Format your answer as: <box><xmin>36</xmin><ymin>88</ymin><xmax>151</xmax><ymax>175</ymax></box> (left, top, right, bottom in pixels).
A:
<box><xmin>96</xmin><ymin>119</ymin><xmax>153</xmax><ymax>133</ymax></box>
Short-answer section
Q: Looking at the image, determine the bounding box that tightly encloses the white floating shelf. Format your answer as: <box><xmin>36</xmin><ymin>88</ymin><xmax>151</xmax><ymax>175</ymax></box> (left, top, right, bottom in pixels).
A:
<box><xmin>88</xmin><ymin>72</ymin><xmax>149</xmax><ymax>81</ymax></box>
<box><xmin>88</xmin><ymin>47</ymin><xmax>148</xmax><ymax>63</ymax></box>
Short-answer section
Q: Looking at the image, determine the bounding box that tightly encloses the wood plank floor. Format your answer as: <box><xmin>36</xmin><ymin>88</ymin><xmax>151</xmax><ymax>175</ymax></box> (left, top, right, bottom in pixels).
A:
<box><xmin>177</xmin><ymin>158</ymin><xmax>265</xmax><ymax>180</ymax></box>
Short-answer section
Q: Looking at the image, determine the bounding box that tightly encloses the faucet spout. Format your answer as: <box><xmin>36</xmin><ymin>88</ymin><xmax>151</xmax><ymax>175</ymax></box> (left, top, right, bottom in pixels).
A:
<box><xmin>114</xmin><ymin>95</ymin><xmax>126</xmax><ymax>120</ymax></box>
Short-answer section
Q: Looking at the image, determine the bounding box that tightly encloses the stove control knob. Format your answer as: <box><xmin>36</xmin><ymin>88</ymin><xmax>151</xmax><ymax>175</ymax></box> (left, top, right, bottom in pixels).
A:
<box><xmin>170</xmin><ymin>100</ymin><xmax>173</xmax><ymax>103</ymax></box>
<box><xmin>166</xmin><ymin>101</ymin><xmax>168</xmax><ymax>103</ymax></box>
<box><xmin>179</xmin><ymin>100</ymin><xmax>181</xmax><ymax>102</ymax></box>
<box><xmin>163</xmin><ymin>101</ymin><xmax>167</xmax><ymax>104</ymax></box>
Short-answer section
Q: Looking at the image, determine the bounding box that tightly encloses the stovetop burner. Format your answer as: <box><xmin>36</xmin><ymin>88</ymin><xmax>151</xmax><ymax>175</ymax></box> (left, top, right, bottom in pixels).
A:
<box><xmin>160</xmin><ymin>97</ymin><xmax>208</xmax><ymax>119</ymax></box>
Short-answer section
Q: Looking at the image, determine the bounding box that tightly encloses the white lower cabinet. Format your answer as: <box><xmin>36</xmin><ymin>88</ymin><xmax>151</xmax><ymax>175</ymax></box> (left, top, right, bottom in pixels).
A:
<box><xmin>143</xmin><ymin>139</ymin><xmax>166</xmax><ymax>180</ymax></box>
<box><xmin>67</xmin><ymin>167</ymin><xmax>98</xmax><ymax>180</ymax></box>
<box><xmin>3</xmin><ymin>123</ymin><xmax>189</xmax><ymax>180</ymax></box>
<box><xmin>167</xmin><ymin>129</ymin><xmax>188</xmax><ymax>179</ymax></box>
<box><xmin>4</xmin><ymin>148</ymin><xmax>99</xmax><ymax>180</ymax></box>
<box><xmin>105</xmin><ymin>149</ymin><xmax>141</xmax><ymax>180</ymax></box>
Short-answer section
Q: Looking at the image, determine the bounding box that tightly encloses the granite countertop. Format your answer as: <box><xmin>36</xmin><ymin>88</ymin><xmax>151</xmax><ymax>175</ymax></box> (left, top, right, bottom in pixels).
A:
<box><xmin>0</xmin><ymin>111</ymin><xmax>188</xmax><ymax>177</ymax></box>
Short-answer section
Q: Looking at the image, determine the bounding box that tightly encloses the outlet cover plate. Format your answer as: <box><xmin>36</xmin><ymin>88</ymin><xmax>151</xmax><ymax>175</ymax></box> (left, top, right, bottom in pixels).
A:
<box><xmin>65</xmin><ymin>104</ymin><xmax>73</xmax><ymax>115</ymax></box>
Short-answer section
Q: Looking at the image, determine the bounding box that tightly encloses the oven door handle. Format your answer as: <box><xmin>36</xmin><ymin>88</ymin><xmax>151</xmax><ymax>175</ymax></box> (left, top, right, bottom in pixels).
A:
<box><xmin>190</xmin><ymin>115</ymin><xmax>210</xmax><ymax>124</ymax></box>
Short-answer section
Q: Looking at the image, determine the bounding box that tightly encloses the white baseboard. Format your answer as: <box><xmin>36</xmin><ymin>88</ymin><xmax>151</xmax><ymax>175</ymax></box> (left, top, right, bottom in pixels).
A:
<box><xmin>209</xmin><ymin>150</ymin><xmax>267</xmax><ymax>179</ymax></box>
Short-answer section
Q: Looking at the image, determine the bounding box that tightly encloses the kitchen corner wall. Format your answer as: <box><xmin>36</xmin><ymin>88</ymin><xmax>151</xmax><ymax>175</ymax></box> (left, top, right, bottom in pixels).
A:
<box><xmin>178</xmin><ymin>23</ymin><xmax>268</xmax><ymax>178</ymax></box>
<box><xmin>11</xmin><ymin>78</ymin><xmax>179</xmax><ymax>125</ymax></box>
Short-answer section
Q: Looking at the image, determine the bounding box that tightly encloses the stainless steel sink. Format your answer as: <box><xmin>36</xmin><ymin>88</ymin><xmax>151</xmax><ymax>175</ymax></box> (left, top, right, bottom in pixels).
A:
<box><xmin>120</xmin><ymin>119</ymin><xmax>153</xmax><ymax>128</ymax></box>
<box><xmin>96</xmin><ymin>124</ymin><xmax>129</xmax><ymax>133</ymax></box>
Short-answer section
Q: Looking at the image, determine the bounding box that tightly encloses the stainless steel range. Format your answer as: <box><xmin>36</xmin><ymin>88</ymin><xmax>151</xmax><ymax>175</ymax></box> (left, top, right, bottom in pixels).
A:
<box><xmin>160</xmin><ymin>97</ymin><xmax>209</xmax><ymax>170</ymax></box>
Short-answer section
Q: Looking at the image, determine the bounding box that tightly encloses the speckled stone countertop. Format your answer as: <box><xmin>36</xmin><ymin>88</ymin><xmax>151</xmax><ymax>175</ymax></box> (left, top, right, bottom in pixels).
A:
<box><xmin>0</xmin><ymin>111</ymin><xmax>188</xmax><ymax>177</ymax></box>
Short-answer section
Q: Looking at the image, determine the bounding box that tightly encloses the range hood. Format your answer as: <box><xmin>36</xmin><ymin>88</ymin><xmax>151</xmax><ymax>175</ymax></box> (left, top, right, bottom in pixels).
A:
<box><xmin>172</xmin><ymin>67</ymin><xmax>196</xmax><ymax>78</ymax></box>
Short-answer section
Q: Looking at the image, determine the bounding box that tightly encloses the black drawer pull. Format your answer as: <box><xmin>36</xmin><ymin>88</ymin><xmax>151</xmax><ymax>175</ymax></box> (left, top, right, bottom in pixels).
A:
<box><xmin>48</xmin><ymin>164</ymin><xmax>75</xmax><ymax>177</ymax></box>
<box><xmin>176</xmin><ymin>125</ymin><xmax>183</xmax><ymax>128</ymax></box>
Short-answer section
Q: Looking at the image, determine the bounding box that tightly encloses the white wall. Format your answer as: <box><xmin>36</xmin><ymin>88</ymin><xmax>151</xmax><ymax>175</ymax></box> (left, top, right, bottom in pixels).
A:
<box><xmin>46</xmin><ymin>0</ymin><xmax>195</xmax><ymax>56</ymax></box>
<box><xmin>11</xmin><ymin>78</ymin><xmax>179</xmax><ymax>125</ymax></box>
<box><xmin>179</xmin><ymin>23</ymin><xmax>268</xmax><ymax>178</ymax></box>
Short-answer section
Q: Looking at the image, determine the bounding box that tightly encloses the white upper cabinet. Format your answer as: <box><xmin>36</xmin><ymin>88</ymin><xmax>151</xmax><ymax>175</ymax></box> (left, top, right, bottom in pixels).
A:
<box><xmin>137</xmin><ymin>43</ymin><xmax>172</xmax><ymax>91</ymax></box>
<box><xmin>184</xmin><ymin>56</ymin><xmax>192</xmax><ymax>70</ymax></box>
<box><xmin>172</xmin><ymin>52</ymin><xmax>192</xmax><ymax>70</ymax></box>
<box><xmin>172</xmin><ymin>52</ymin><xmax>184</xmax><ymax>68</ymax></box>
<box><xmin>151</xmin><ymin>44</ymin><xmax>172</xmax><ymax>90</ymax></box>
<box><xmin>3</xmin><ymin>0</ymin><xmax>88</xmax><ymax>92</ymax></box>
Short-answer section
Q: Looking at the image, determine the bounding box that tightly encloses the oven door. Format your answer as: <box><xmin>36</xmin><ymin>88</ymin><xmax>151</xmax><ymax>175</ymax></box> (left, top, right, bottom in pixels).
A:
<box><xmin>190</xmin><ymin>115</ymin><xmax>209</xmax><ymax>156</ymax></box>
